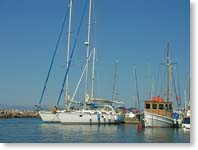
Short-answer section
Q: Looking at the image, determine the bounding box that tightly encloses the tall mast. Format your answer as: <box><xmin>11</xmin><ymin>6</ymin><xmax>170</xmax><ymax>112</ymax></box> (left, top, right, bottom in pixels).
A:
<box><xmin>91</xmin><ymin>1</ymin><xmax>97</xmax><ymax>99</ymax></box>
<box><xmin>66</xmin><ymin>0</ymin><xmax>72</xmax><ymax>110</ymax></box>
<box><xmin>167</xmin><ymin>42</ymin><xmax>171</xmax><ymax>102</ymax></box>
<box><xmin>91</xmin><ymin>47</ymin><xmax>96</xmax><ymax>98</ymax></box>
<box><xmin>184</xmin><ymin>89</ymin><xmax>187</xmax><ymax>115</ymax></box>
<box><xmin>150</xmin><ymin>77</ymin><xmax>154</xmax><ymax>100</ymax></box>
<box><xmin>112</xmin><ymin>59</ymin><xmax>119</xmax><ymax>100</ymax></box>
<box><xmin>147</xmin><ymin>60</ymin><xmax>153</xmax><ymax>100</ymax></box>
<box><xmin>133</xmin><ymin>65</ymin><xmax>140</xmax><ymax>110</ymax></box>
<box><xmin>188</xmin><ymin>75</ymin><xmax>190</xmax><ymax>104</ymax></box>
<box><xmin>84</xmin><ymin>0</ymin><xmax>92</xmax><ymax>107</ymax></box>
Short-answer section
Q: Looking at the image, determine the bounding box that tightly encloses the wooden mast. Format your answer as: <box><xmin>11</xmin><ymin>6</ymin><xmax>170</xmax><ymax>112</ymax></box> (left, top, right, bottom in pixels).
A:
<box><xmin>167</xmin><ymin>42</ymin><xmax>171</xmax><ymax>102</ymax></box>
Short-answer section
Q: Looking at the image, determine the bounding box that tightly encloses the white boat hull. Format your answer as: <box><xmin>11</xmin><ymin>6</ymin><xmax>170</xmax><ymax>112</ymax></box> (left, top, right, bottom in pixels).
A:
<box><xmin>143</xmin><ymin>110</ymin><xmax>173</xmax><ymax>127</ymax></box>
<box><xmin>182</xmin><ymin>123</ymin><xmax>190</xmax><ymax>129</ymax></box>
<box><xmin>39</xmin><ymin>111</ymin><xmax>60</xmax><ymax>122</ymax></box>
<box><xmin>181</xmin><ymin>117</ymin><xmax>190</xmax><ymax>129</ymax></box>
<box><xmin>59</xmin><ymin>111</ymin><xmax>124</xmax><ymax>124</ymax></box>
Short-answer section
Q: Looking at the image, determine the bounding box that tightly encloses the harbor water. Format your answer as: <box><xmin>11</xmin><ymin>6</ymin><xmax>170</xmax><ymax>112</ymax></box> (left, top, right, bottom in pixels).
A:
<box><xmin>0</xmin><ymin>118</ymin><xmax>190</xmax><ymax>143</ymax></box>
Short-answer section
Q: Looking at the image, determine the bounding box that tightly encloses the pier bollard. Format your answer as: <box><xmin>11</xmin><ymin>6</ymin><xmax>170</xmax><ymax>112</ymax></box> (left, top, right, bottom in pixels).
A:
<box><xmin>137</xmin><ymin>122</ymin><xmax>143</xmax><ymax>132</ymax></box>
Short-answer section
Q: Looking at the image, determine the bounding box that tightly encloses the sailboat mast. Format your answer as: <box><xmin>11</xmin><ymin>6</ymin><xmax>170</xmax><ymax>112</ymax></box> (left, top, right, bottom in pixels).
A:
<box><xmin>84</xmin><ymin>0</ymin><xmax>92</xmax><ymax>106</ymax></box>
<box><xmin>91</xmin><ymin>47</ymin><xmax>96</xmax><ymax>98</ymax></box>
<box><xmin>66</xmin><ymin>0</ymin><xmax>73</xmax><ymax>110</ymax></box>
<box><xmin>150</xmin><ymin>77</ymin><xmax>154</xmax><ymax>100</ymax></box>
<box><xmin>112</xmin><ymin>59</ymin><xmax>119</xmax><ymax>100</ymax></box>
<box><xmin>167</xmin><ymin>42</ymin><xmax>171</xmax><ymax>102</ymax></box>
<box><xmin>133</xmin><ymin>65</ymin><xmax>140</xmax><ymax>110</ymax></box>
<box><xmin>184</xmin><ymin>89</ymin><xmax>187</xmax><ymax>115</ymax></box>
<box><xmin>91</xmin><ymin>3</ymin><xmax>97</xmax><ymax>99</ymax></box>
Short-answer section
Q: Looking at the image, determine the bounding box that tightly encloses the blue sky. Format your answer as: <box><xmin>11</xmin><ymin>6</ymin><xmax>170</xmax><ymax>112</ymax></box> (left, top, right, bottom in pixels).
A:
<box><xmin>0</xmin><ymin>0</ymin><xmax>190</xmax><ymax>109</ymax></box>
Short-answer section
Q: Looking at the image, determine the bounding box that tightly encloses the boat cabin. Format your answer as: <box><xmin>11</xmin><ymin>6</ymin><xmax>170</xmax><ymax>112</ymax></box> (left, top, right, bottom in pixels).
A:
<box><xmin>144</xmin><ymin>97</ymin><xmax>173</xmax><ymax>118</ymax></box>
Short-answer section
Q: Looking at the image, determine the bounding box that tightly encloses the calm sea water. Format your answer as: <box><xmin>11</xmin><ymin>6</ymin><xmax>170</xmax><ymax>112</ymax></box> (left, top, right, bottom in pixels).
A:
<box><xmin>0</xmin><ymin>118</ymin><xmax>190</xmax><ymax>143</ymax></box>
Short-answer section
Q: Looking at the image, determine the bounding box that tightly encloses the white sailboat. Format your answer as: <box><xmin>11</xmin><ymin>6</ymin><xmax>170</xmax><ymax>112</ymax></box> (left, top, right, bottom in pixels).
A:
<box><xmin>124</xmin><ymin>66</ymin><xmax>141</xmax><ymax>123</ymax></box>
<box><xmin>58</xmin><ymin>0</ymin><xmax>125</xmax><ymax>124</ymax></box>
<box><xmin>143</xmin><ymin>43</ymin><xmax>174</xmax><ymax>127</ymax></box>
<box><xmin>59</xmin><ymin>99</ymin><xmax>125</xmax><ymax>124</ymax></box>
<box><xmin>181</xmin><ymin>84</ymin><xmax>190</xmax><ymax>129</ymax></box>
<box><xmin>39</xmin><ymin>0</ymin><xmax>73</xmax><ymax>122</ymax></box>
<box><xmin>182</xmin><ymin>100</ymin><xmax>190</xmax><ymax>129</ymax></box>
<box><xmin>39</xmin><ymin>109</ymin><xmax>63</xmax><ymax>122</ymax></box>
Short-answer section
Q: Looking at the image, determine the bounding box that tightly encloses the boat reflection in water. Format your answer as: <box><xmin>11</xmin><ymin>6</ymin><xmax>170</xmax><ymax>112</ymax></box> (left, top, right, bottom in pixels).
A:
<box><xmin>38</xmin><ymin>123</ymin><xmax>190</xmax><ymax>143</ymax></box>
<box><xmin>143</xmin><ymin>128</ymin><xmax>174</xmax><ymax>143</ymax></box>
<box><xmin>39</xmin><ymin>123</ymin><xmax>122</xmax><ymax>143</ymax></box>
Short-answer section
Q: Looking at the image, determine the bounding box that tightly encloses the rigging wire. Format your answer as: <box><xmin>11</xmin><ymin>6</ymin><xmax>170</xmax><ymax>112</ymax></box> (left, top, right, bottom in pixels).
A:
<box><xmin>56</xmin><ymin>0</ymin><xmax>89</xmax><ymax>106</ymax></box>
<box><xmin>173</xmin><ymin>65</ymin><xmax>181</xmax><ymax>110</ymax></box>
<box><xmin>68</xmin><ymin>49</ymin><xmax>93</xmax><ymax>109</ymax></box>
<box><xmin>92</xmin><ymin>0</ymin><xmax>97</xmax><ymax>48</ymax></box>
<box><xmin>112</xmin><ymin>60</ymin><xmax>119</xmax><ymax>101</ymax></box>
<box><xmin>161</xmin><ymin>67</ymin><xmax>166</xmax><ymax>97</ymax></box>
<box><xmin>37</xmin><ymin>5</ymin><xmax>70</xmax><ymax>107</ymax></box>
<box><xmin>176</xmin><ymin>66</ymin><xmax>181</xmax><ymax>107</ymax></box>
<box><xmin>91</xmin><ymin>0</ymin><xmax>98</xmax><ymax>98</ymax></box>
<box><xmin>154</xmin><ymin>64</ymin><xmax>161</xmax><ymax>96</ymax></box>
<box><xmin>172</xmin><ymin>68</ymin><xmax>179</xmax><ymax>110</ymax></box>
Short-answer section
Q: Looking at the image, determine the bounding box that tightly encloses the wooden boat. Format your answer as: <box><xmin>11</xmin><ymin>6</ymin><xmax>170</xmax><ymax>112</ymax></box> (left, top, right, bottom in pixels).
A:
<box><xmin>144</xmin><ymin>97</ymin><xmax>173</xmax><ymax>127</ymax></box>
<box><xmin>143</xmin><ymin>43</ymin><xmax>174</xmax><ymax>127</ymax></box>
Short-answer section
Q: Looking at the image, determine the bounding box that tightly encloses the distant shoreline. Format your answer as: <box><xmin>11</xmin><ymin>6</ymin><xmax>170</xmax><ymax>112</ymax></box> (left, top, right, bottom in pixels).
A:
<box><xmin>0</xmin><ymin>109</ymin><xmax>39</xmax><ymax>118</ymax></box>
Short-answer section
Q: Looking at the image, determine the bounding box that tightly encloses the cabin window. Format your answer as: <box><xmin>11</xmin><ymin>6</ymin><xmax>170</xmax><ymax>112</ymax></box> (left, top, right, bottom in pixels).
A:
<box><xmin>165</xmin><ymin>104</ymin><xmax>168</xmax><ymax>110</ymax></box>
<box><xmin>159</xmin><ymin>104</ymin><xmax>164</xmax><ymax>110</ymax></box>
<box><xmin>169</xmin><ymin>104</ymin><xmax>172</xmax><ymax>110</ymax></box>
<box><xmin>152</xmin><ymin>104</ymin><xmax>157</xmax><ymax>109</ymax></box>
<box><xmin>146</xmin><ymin>103</ymin><xmax>150</xmax><ymax>109</ymax></box>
